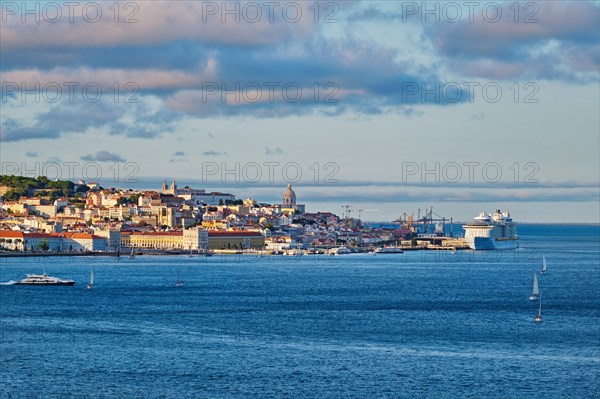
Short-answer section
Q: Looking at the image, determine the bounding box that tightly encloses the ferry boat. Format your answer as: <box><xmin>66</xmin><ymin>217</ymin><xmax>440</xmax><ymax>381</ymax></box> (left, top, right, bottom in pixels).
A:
<box><xmin>15</xmin><ymin>273</ymin><xmax>75</xmax><ymax>286</ymax></box>
<box><xmin>462</xmin><ymin>210</ymin><xmax>519</xmax><ymax>250</ymax></box>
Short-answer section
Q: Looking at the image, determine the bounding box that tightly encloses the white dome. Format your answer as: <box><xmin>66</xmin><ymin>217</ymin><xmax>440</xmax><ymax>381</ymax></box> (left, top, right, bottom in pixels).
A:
<box><xmin>283</xmin><ymin>184</ymin><xmax>296</xmax><ymax>206</ymax></box>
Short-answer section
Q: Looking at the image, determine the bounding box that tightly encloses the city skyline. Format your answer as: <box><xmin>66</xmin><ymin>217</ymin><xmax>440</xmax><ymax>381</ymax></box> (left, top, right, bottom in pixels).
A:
<box><xmin>1</xmin><ymin>1</ymin><xmax>599</xmax><ymax>223</ymax></box>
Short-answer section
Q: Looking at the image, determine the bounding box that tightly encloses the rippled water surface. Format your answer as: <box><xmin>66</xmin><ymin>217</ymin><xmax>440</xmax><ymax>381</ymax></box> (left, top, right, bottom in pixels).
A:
<box><xmin>1</xmin><ymin>224</ymin><xmax>599</xmax><ymax>398</ymax></box>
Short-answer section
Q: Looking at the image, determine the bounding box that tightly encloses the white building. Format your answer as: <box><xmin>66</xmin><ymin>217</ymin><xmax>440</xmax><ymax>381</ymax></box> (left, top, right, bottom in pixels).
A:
<box><xmin>182</xmin><ymin>227</ymin><xmax>209</xmax><ymax>250</ymax></box>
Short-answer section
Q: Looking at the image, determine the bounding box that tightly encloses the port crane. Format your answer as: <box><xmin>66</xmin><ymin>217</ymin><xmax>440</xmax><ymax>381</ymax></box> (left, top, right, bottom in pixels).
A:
<box><xmin>394</xmin><ymin>207</ymin><xmax>450</xmax><ymax>235</ymax></box>
<box><xmin>392</xmin><ymin>212</ymin><xmax>415</xmax><ymax>232</ymax></box>
<box><xmin>341</xmin><ymin>204</ymin><xmax>353</xmax><ymax>219</ymax></box>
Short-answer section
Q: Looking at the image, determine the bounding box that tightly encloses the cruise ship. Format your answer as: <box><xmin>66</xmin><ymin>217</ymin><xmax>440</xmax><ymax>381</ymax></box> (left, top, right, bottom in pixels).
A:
<box><xmin>462</xmin><ymin>210</ymin><xmax>519</xmax><ymax>250</ymax></box>
<box><xmin>15</xmin><ymin>273</ymin><xmax>75</xmax><ymax>286</ymax></box>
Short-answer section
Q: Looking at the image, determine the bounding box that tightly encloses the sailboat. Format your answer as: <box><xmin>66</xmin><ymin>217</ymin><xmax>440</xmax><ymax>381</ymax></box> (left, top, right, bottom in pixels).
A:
<box><xmin>529</xmin><ymin>273</ymin><xmax>539</xmax><ymax>301</ymax></box>
<box><xmin>128</xmin><ymin>248</ymin><xmax>135</xmax><ymax>259</ymax></box>
<box><xmin>534</xmin><ymin>292</ymin><xmax>543</xmax><ymax>323</ymax></box>
<box><xmin>175</xmin><ymin>269</ymin><xmax>184</xmax><ymax>287</ymax></box>
<box><xmin>541</xmin><ymin>255</ymin><xmax>547</xmax><ymax>275</ymax></box>
<box><xmin>86</xmin><ymin>269</ymin><xmax>94</xmax><ymax>290</ymax></box>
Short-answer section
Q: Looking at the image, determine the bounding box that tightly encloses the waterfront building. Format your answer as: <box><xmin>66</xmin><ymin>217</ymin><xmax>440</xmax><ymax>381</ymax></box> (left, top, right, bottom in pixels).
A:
<box><xmin>121</xmin><ymin>230</ymin><xmax>183</xmax><ymax>249</ymax></box>
<box><xmin>0</xmin><ymin>230</ymin><xmax>105</xmax><ymax>251</ymax></box>
<box><xmin>207</xmin><ymin>230</ymin><xmax>264</xmax><ymax>250</ymax></box>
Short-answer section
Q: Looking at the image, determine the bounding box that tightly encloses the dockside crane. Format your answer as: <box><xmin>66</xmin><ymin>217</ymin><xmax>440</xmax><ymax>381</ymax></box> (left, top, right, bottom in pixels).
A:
<box><xmin>392</xmin><ymin>212</ymin><xmax>415</xmax><ymax>232</ymax></box>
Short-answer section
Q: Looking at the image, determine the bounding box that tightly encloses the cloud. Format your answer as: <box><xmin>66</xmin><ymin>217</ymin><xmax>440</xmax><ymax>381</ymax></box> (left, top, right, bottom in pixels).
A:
<box><xmin>471</xmin><ymin>112</ymin><xmax>485</xmax><ymax>121</ymax></box>
<box><xmin>1</xmin><ymin>0</ymin><xmax>597</xmax><ymax>136</ymax></box>
<box><xmin>0</xmin><ymin>1</ymin><xmax>317</xmax><ymax>52</ymax></box>
<box><xmin>25</xmin><ymin>151</ymin><xmax>40</xmax><ymax>157</ymax></box>
<box><xmin>162</xmin><ymin>38</ymin><xmax>470</xmax><ymax>117</ymax></box>
<box><xmin>265</xmin><ymin>146</ymin><xmax>285</xmax><ymax>155</ymax></box>
<box><xmin>131</xmin><ymin>176</ymin><xmax>600</xmax><ymax>204</ymax></box>
<box><xmin>202</xmin><ymin>150</ymin><xmax>228</xmax><ymax>156</ymax></box>
<box><xmin>169</xmin><ymin>151</ymin><xmax>187</xmax><ymax>163</ymax></box>
<box><xmin>81</xmin><ymin>151</ymin><xmax>126</xmax><ymax>163</ymax></box>
<box><xmin>424</xmin><ymin>1</ymin><xmax>600</xmax><ymax>80</ymax></box>
<box><xmin>1</xmin><ymin>95</ymin><xmax>181</xmax><ymax>142</ymax></box>
<box><xmin>1</xmin><ymin>61</ymin><xmax>218</xmax><ymax>93</ymax></box>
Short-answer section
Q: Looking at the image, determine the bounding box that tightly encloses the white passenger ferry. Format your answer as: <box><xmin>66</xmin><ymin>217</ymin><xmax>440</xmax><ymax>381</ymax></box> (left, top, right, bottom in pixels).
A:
<box><xmin>15</xmin><ymin>273</ymin><xmax>75</xmax><ymax>286</ymax></box>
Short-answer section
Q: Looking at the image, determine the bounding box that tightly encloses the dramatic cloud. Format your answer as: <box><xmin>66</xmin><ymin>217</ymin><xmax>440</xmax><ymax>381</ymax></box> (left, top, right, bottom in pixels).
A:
<box><xmin>425</xmin><ymin>1</ymin><xmax>600</xmax><ymax>80</ymax></box>
<box><xmin>347</xmin><ymin>1</ymin><xmax>599</xmax><ymax>81</ymax></box>
<box><xmin>0</xmin><ymin>1</ymin><xmax>318</xmax><ymax>51</ymax></box>
<box><xmin>81</xmin><ymin>151</ymin><xmax>126</xmax><ymax>163</ymax></box>
<box><xmin>1</xmin><ymin>1</ymin><xmax>597</xmax><ymax>142</ymax></box>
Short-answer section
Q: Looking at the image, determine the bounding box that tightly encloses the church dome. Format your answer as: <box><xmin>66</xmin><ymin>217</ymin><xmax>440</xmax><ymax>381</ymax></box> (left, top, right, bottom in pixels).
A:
<box><xmin>283</xmin><ymin>184</ymin><xmax>296</xmax><ymax>206</ymax></box>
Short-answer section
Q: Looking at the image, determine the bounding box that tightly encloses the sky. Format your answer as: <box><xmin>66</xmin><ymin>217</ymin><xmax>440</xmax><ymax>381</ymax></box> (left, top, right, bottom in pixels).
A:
<box><xmin>1</xmin><ymin>0</ymin><xmax>599</xmax><ymax>223</ymax></box>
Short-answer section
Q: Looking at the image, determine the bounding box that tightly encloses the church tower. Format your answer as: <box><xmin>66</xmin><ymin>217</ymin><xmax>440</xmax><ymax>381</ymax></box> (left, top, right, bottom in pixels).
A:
<box><xmin>170</xmin><ymin>180</ymin><xmax>177</xmax><ymax>195</ymax></box>
<box><xmin>282</xmin><ymin>184</ymin><xmax>296</xmax><ymax>206</ymax></box>
<box><xmin>161</xmin><ymin>180</ymin><xmax>168</xmax><ymax>194</ymax></box>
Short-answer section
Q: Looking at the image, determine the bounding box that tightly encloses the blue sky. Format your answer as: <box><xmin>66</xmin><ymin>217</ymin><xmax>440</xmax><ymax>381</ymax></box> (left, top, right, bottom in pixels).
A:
<box><xmin>1</xmin><ymin>1</ymin><xmax>599</xmax><ymax>222</ymax></box>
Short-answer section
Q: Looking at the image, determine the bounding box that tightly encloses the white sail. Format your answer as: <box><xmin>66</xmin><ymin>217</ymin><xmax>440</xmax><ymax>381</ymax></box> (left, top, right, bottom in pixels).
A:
<box><xmin>534</xmin><ymin>292</ymin><xmax>543</xmax><ymax>322</ymax></box>
<box><xmin>532</xmin><ymin>273</ymin><xmax>539</xmax><ymax>296</ymax></box>
<box><xmin>86</xmin><ymin>269</ymin><xmax>94</xmax><ymax>289</ymax></box>
<box><xmin>542</xmin><ymin>255</ymin><xmax>547</xmax><ymax>273</ymax></box>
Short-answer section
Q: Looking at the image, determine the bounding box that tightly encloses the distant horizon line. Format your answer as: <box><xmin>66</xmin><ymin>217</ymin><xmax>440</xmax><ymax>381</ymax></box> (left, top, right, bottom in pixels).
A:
<box><xmin>363</xmin><ymin>221</ymin><xmax>600</xmax><ymax>226</ymax></box>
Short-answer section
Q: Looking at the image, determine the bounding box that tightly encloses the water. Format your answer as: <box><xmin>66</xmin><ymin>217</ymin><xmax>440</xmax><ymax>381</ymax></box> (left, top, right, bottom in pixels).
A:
<box><xmin>1</xmin><ymin>224</ymin><xmax>599</xmax><ymax>398</ymax></box>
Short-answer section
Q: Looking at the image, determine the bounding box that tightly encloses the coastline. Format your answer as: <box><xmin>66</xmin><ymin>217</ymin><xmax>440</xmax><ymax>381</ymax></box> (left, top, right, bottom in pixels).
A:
<box><xmin>0</xmin><ymin>245</ymin><xmax>471</xmax><ymax>258</ymax></box>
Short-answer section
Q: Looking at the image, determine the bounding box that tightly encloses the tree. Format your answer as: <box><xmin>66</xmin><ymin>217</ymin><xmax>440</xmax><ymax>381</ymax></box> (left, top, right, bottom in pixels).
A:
<box><xmin>38</xmin><ymin>238</ymin><xmax>50</xmax><ymax>251</ymax></box>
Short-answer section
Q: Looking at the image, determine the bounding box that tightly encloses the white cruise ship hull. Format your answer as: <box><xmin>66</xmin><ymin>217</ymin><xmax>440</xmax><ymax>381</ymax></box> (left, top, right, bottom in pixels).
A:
<box><xmin>466</xmin><ymin>237</ymin><xmax>519</xmax><ymax>250</ymax></box>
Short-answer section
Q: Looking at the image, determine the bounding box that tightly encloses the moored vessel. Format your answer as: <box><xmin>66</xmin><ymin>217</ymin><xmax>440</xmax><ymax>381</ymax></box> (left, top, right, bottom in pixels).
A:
<box><xmin>329</xmin><ymin>246</ymin><xmax>351</xmax><ymax>255</ymax></box>
<box><xmin>462</xmin><ymin>210</ymin><xmax>518</xmax><ymax>250</ymax></box>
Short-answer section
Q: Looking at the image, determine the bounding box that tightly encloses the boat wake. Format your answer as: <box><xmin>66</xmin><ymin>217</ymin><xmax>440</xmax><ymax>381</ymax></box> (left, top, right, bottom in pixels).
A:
<box><xmin>0</xmin><ymin>280</ymin><xmax>18</xmax><ymax>285</ymax></box>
